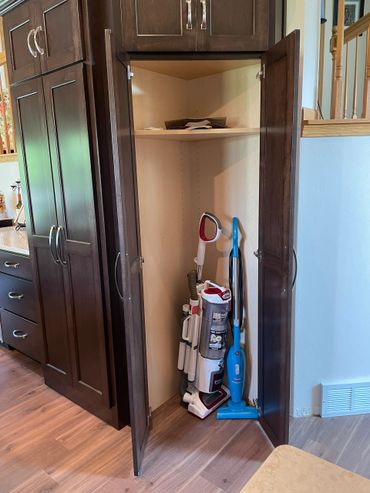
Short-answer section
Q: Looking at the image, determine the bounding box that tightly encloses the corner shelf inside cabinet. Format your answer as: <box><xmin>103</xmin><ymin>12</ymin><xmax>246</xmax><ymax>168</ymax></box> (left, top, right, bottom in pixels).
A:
<box><xmin>135</xmin><ymin>128</ymin><xmax>260</xmax><ymax>141</ymax></box>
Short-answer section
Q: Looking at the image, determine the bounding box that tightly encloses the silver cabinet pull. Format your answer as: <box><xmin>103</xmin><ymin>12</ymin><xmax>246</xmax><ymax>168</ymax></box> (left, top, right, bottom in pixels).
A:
<box><xmin>12</xmin><ymin>330</ymin><xmax>28</xmax><ymax>339</ymax></box>
<box><xmin>114</xmin><ymin>251</ymin><xmax>124</xmax><ymax>301</ymax></box>
<box><xmin>56</xmin><ymin>226</ymin><xmax>67</xmax><ymax>265</ymax></box>
<box><xmin>200</xmin><ymin>0</ymin><xmax>207</xmax><ymax>30</ymax></box>
<box><xmin>8</xmin><ymin>292</ymin><xmax>24</xmax><ymax>300</ymax></box>
<box><xmin>33</xmin><ymin>26</ymin><xmax>44</xmax><ymax>55</ymax></box>
<box><xmin>49</xmin><ymin>225</ymin><xmax>59</xmax><ymax>265</ymax></box>
<box><xmin>4</xmin><ymin>261</ymin><xmax>20</xmax><ymax>269</ymax></box>
<box><xmin>292</xmin><ymin>248</ymin><xmax>298</xmax><ymax>289</ymax></box>
<box><xmin>27</xmin><ymin>29</ymin><xmax>37</xmax><ymax>58</ymax></box>
<box><xmin>185</xmin><ymin>0</ymin><xmax>192</xmax><ymax>29</ymax></box>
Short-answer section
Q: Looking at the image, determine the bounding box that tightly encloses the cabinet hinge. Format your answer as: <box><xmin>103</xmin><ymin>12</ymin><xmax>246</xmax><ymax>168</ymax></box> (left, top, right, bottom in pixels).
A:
<box><xmin>147</xmin><ymin>407</ymin><xmax>152</xmax><ymax>428</ymax></box>
<box><xmin>256</xmin><ymin>64</ymin><xmax>266</xmax><ymax>81</ymax></box>
<box><xmin>127</xmin><ymin>65</ymin><xmax>134</xmax><ymax>80</ymax></box>
<box><xmin>254</xmin><ymin>249</ymin><xmax>263</xmax><ymax>262</ymax></box>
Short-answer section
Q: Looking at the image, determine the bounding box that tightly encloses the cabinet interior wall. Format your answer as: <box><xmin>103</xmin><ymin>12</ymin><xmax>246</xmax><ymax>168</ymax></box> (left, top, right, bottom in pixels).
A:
<box><xmin>131</xmin><ymin>61</ymin><xmax>261</xmax><ymax>410</ymax></box>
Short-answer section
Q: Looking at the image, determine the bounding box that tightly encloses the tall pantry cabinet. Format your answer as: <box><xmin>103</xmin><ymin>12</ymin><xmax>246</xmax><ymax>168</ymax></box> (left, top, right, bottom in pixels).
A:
<box><xmin>103</xmin><ymin>0</ymin><xmax>300</xmax><ymax>475</ymax></box>
<box><xmin>2</xmin><ymin>0</ymin><xmax>129</xmax><ymax>426</ymax></box>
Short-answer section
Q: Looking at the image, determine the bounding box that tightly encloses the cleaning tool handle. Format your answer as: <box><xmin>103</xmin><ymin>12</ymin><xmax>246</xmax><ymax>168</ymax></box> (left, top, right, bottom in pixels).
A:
<box><xmin>188</xmin><ymin>270</ymin><xmax>198</xmax><ymax>301</ymax></box>
<box><xmin>232</xmin><ymin>217</ymin><xmax>238</xmax><ymax>258</ymax></box>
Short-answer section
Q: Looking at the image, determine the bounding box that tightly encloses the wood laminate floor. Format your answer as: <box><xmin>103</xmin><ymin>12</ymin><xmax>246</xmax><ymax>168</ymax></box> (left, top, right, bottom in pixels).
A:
<box><xmin>290</xmin><ymin>414</ymin><xmax>370</xmax><ymax>479</ymax></box>
<box><xmin>0</xmin><ymin>347</ymin><xmax>272</xmax><ymax>493</ymax></box>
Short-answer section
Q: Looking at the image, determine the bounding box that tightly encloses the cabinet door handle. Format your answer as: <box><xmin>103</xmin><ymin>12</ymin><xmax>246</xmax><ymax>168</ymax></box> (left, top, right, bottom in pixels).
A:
<box><xmin>56</xmin><ymin>226</ymin><xmax>67</xmax><ymax>265</ymax></box>
<box><xmin>185</xmin><ymin>0</ymin><xmax>192</xmax><ymax>29</ymax></box>
<box><xmin>27</xmin><ymin>29</ymin><xmax>38</xmax><ymax>58</ymax></box>
<box><xmin>4</xmin><ymin>261</ymin><xmax>20</xmax><ymax>269</ymax></box>
<box><xmin>33</xmin><ymin>26</ymin><xmax>45</xmax><ymax>55</ymax></box>
<box><xmin>8</xmin><ymin>291</ymin><xmax>24</xmax><ymax>300</ymax></box>
<box><xmin>114</xmin><ymin>251</ymin><xmax>124</xmax><ymax>301</ymax></box>
<box><xmin>200</xmin><ymin>0</ymin><xmax>207</xmax><ymax>30</ymax></box>
<box><xmin>12</xmin><ymin>330</ymin><xmax>28</xmax><ymax>339</ymax></box>
<box><xmin>49</xmin><ymin>225</ymin><xmax>59</xmax><ymax>265</ymax></box>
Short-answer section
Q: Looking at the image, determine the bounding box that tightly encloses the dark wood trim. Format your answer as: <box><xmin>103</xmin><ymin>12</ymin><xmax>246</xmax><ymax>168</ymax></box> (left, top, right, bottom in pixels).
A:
<box><xmin>0</xmin><ymin>0</ymin><xmax>24</xmax><ymax>15</ymax></box>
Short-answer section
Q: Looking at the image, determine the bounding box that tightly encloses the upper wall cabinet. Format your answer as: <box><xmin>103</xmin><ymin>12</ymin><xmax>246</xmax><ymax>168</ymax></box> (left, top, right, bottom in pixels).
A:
<box><xmin>3</xmin><ymin>0</ymin><xmax>83</xmax><ymax>84</ymax></box>
<box><xmin>122</xmin><ymin>0</ymin><xmax>197</xmax><ymax>52</ymax></box>
<box><xmin>198</xmin><ymin>0</ymin><xmax>270</xmax><ymax>52</ymax></box>
<box><xmin>121</xmin><ymin>0</ymin><xmax>275</xmax><ymax>52</ymax></box>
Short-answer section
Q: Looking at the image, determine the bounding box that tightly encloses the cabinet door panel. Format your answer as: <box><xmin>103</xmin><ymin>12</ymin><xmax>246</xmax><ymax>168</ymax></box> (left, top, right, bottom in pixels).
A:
<box><xmin>14</xmin><ymin>79</ymin><xmax>55</xmax><ymax>238</ymax></box>
<box><xmin>198</xmin><ymin>0</ymin><xmax>269</xmax><ymax>52</ymax></box>
<box><xmin>38</xmin><ymin>0</ymin><xmax>83</xmax><ymax>74</ymax></box>
<box><xmin>122</xmin><ymin>0</ymin><xmax>197</xmax><ymax>52</ymax></box>
<box><xmin>43</xmin><ymin>64</ymin><xmax>110</xmax><ymax>406</ymax></box>
<box><xmin>258</xmin><ymin>31</ymin><xmax>300</xmax><ymax>446</ymax></box>
<box><xmin>11</xmin><ymin>78</ymin><xmax>70</xmax><ymax>380</ymax></box>
<box><xmin>3</xmin><ymin>1</ymin><xmax>41</xmax><ymax>84</ymax></box>
<box><xmin>36</xmin><ymin>245</ymin><xmax>71</xmax><ymax>375</ymax></box>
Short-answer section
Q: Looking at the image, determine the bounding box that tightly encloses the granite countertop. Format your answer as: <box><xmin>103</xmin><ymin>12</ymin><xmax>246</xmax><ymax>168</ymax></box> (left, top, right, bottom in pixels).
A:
<box><xmin>0</xmin><ymin>226</ymin><xmax>29</xmax><ymax>256</ymax></box>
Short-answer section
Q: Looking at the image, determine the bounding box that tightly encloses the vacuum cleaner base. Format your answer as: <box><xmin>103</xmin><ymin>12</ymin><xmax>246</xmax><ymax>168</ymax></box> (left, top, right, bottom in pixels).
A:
<box><xmin>183</xmin><ymin>385</ymin><xmax>230</xmax><ymax>419</ymax></box>
<box><xmin>216</xmin><ymin>400</ymin><xmax>259</xmax><ymax>420</ymax></box>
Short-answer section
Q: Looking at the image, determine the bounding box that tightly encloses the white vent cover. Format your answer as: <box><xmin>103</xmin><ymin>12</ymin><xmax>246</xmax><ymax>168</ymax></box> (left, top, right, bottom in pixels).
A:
<box><xmin>321</xmin><ymin>382</ymin><xmax>370</xmax><ymax>417</ymax></box>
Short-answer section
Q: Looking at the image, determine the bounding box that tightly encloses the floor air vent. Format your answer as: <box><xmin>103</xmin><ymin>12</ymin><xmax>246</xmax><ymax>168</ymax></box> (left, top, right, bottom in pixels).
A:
<box><xmin>321</xmin><ymin>382</ymin><xmax>370</xmax><ymax>417</ymax></box>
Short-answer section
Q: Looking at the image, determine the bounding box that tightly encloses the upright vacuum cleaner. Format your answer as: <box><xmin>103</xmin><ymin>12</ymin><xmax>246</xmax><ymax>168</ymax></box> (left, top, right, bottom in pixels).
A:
<box><xmin>178</xmin><ymin>212</ymin><xmax>231</xmax><ymax>419</ymax></box>
<box><xmin>217</xmin><ymin>217</ymin><xmax>259</xmax><ymax>420</ymax></box>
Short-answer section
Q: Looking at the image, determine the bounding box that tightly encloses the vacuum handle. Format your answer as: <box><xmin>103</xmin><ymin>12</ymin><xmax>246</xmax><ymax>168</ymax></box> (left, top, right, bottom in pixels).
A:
<box><xmin>232</xmin><ymin>217</ymin><xmax>239</xmax><ymax>258</ymax></box>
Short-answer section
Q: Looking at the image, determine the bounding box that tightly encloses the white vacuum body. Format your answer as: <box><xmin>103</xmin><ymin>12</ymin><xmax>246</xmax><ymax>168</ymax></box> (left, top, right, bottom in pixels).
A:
<box><xmin>183</xmin><ymin>384</ymin><xmax>230</xmax><ymax>419</ymax></box>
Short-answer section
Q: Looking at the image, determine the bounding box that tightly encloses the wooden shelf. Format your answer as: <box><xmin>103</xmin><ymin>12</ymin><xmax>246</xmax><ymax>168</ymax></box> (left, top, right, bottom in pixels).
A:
<box><xmin>302</xmin><ymin>118</ymin><xmax>370</xmax><ymax>137</ymax></box>
<box><xmin>135</xmin><ymin>128</ymin><xmax>260</xmax><ymax>141</ymax></box>
<box><xmin>132</xmin><ymin>60</ymin><xmax>259</xmax><ymax>80</ymax></box>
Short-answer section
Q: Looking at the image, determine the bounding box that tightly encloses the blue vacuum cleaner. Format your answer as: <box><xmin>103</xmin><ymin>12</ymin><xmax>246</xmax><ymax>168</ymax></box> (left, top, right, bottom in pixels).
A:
<box><xmin>217</xmin><ymin>217</ymin><xmax>259</xmax><ymax>420</ymax></box>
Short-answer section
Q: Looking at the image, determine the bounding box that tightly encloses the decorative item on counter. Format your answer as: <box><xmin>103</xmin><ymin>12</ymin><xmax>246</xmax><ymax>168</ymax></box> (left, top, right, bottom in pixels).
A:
<box><xmin>11</xmin><ymin>180</ymin><xmax>26</xmax><ymax>229</ymax></box>
<box><xmin>0</xmin><ymin>190</ymin><xmax>5</xmax><ymax>213</ymax></box>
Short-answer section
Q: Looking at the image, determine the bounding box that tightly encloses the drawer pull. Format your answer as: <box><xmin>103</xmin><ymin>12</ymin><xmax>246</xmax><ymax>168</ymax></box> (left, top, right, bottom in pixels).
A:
<box><xmin>4</xmin><ymin>261</ymin><xmax>20</xmax><ymax>269</ymax></box>
<box><xmin>8</xmin><ymin>292</ymin><xmax>24</xmax><ymax>301</ymax></box>
<box><xmin>12</xmin><ymin>330</ymin><xmax>28</xmax><ymax>340</ymax></box>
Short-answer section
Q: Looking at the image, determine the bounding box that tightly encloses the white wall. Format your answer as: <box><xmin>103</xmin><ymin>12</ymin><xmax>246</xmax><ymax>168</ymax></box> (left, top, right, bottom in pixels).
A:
<box><xmin>286</xmin><ymin>0</ymin><xmax>321</xmax><ymax>109</ymax></box>
<box><xmin>0</xmin><ymin>161</ymin><xmax>20</xmax><ymax>219</ymax></box>
<box><xmin>293</xmin><ymin>137</ymin><xmax>370</xmax><ymax>416</ymax></box>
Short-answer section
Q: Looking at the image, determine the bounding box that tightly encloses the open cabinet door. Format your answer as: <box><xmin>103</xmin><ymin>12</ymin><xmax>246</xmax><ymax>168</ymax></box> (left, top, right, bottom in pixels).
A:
<box><xmin>258</xmin><ymin>30</ymin><xmax>300</xmax><ymax>446</ymax></box>
<box><xmin>105</xmin><ymin>29</ymin><xmax>149</xmax><ymax>475</ymax></box>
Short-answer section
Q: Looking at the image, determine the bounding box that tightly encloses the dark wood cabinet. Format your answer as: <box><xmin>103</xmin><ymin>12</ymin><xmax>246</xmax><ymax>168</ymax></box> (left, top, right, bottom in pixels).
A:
<box><xmin>3</xmin><ymin>0</ymin><xmax>83</xmax><ymax>84</ymax></box>
<box><xmin>42</xmin><ymin>63</ymin><xmax>110</xmax><ymax>409</ymax></box>
<box><xmin>12</xmin><ymin>76</ymin><xmax>72</xmax><ymax>382</ymax></box>
<box><xmin>122</xmin><ymin>0</ymin><xmax>197</xmax><ymax>52</ymax></box>
<box><xmin>12</xmin><ymin>64</ymin><xmax>111</xmax><ymax>419</ymax></box>
<box><xmin>3</xmin><ymin>1</ymin><xmax>40</xmax><ymax>83</ymax></box>
<box><xmin>198</xmin><ymin>0</ymin><xmax>270</xmax><ymax>52</ymax></box>
<box><xmin>121</xmin><ymin>0</ymin><xmax>280</xmax><ymax>52</ymax></box>
<box><xmin>38</xmin><ymin>0</ymin><xmax>83</xmax><ymax>74</ymax></box>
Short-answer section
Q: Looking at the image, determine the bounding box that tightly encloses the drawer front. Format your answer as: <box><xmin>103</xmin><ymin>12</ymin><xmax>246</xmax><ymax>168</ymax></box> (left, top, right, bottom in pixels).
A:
<box><xmin>0</xmin><ymin>273</ymin><xmax>38</xmax><ymax>322</ymax></box>
<box><xmin>0</xmin><ymin>250</ymin><xmax>33</xmax><ymax>281</ymax></box>
<box><xmin>1</xmin><ymin>309</ymin><xmax>43</xmax><ymax>362</ymax></box>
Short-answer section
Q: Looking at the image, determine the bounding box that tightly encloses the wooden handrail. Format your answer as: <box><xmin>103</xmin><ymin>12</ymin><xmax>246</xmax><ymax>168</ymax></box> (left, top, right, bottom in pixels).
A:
<box><xmin>344</xmin><ymin>12</ymin><xmax>370</xmax><ymax>43</ymax></box>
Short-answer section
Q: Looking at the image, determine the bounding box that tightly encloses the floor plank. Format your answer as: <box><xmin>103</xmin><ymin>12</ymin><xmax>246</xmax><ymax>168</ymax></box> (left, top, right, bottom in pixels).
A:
<box><xmin>290</xmin><ymin>414</ymin><xmax>370</xmax><ymax>480</ymax></box>
<box><xmin>0</xmin><ymin>346</ymin><xmax>272</xmax><ymax>492</ymax></box>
